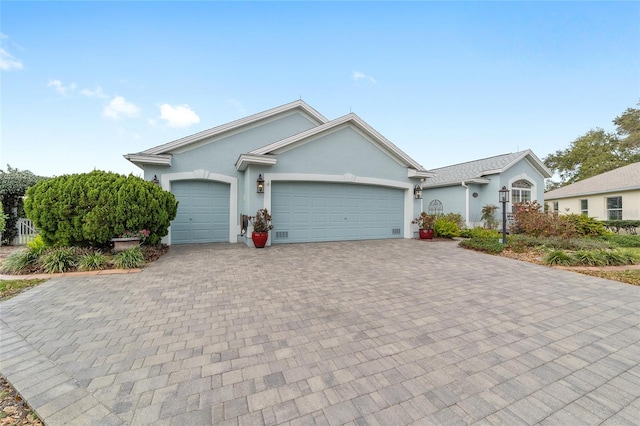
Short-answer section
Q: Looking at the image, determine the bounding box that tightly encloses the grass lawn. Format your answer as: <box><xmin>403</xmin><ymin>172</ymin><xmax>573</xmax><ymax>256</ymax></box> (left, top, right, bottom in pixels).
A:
<box><xmin>0</xmin><ymin>279</ymin><xmax>47</xmax><ymax>301</ymax></box>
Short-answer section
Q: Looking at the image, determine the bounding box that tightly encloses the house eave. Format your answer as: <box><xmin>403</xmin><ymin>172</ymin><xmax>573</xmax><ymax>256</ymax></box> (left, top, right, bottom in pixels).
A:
<box><xmin>235</xmin><ymin>154</ymin><xmax>278</xmax><ymax>171</ymax></box>
<box><xmin>545</xmin><ymin>185</ymin><xmax>640</xmax><ymax>200</ymax></box>
<box><xmin>423</xmin><ymin>178</ymin><xmax>490</xmax><ymax>189</ymax></box>
<box><xmin>408</xmin><ymin>169</ymin><xmax>435</xmax><ymax>179</ymax></box>
<box><xmin>123</xmin><ymin>154</ymin><xmax>172</xmax><ymax>167</ymax></box>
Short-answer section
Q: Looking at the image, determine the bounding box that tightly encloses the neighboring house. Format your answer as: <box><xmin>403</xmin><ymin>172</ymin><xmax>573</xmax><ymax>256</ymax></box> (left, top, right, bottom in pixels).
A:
<box><xmin>125</xmin><ymin>100</ymin><xmax>433</xmax><ymax>246</ymax></box>
<box><xmin>544</xmin><ymin>162</ymin><xmax>640</xmax><ymax>220</ymax></box>
<box><xmin>421</xmin><ymin>150</ymin><xmax>552</xmax><ymax>227</ymax></box>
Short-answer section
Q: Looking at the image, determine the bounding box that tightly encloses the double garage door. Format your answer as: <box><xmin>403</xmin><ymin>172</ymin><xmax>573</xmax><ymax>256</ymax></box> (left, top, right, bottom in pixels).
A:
<box><xmin>271</xmin><ymin>182</ymin><xmax>404</xmax><ymax>244</ymax></box>
<box><xmin>171</xmin><ymin>180</ymin><xmax>230</xmax><ymax>244</ymax></box>
<box><xmin>170</xmin><ymin>180</ymin><xmax>404</xmax><ymax>244</ymax></box>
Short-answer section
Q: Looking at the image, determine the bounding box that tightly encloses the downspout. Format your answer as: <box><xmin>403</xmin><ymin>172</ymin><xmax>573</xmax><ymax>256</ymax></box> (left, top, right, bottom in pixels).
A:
<box><xmin>461</xmin><ymin>181</ymin><xmax>470</xmax><ymax>228</ymax></box>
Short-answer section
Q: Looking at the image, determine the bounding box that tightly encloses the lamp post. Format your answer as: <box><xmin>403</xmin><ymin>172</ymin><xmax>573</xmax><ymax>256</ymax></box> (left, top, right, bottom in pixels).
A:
<box><xmin>499</xmin><ymin>186</ymin><xmax>509</xmax><ymax>244</ymax></box>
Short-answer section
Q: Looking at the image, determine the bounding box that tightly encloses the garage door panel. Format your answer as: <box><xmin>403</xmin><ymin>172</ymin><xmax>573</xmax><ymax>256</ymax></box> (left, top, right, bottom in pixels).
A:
<box><xmin>171</xmin><ymin>180</ymin><xmax>229</xmax><ymax>244</ymax></box>
<box><xmin>272</xmin><ymin>182</ymin><xmax>403</xmax><ymax>244</ymax></box>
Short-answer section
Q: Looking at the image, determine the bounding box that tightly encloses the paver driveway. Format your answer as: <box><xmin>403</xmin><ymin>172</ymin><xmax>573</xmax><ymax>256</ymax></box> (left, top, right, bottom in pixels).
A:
<box><xmin>1</xmin><ymin>239</ymin><xmax>639</xmax><ymax>425</ymax></box>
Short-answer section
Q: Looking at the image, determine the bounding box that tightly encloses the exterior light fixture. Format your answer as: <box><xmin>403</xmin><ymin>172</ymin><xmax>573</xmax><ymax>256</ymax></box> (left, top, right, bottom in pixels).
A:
<box><xmin>151</xmin><ymin>175</ymin><xmax>160</xmax><ymax>185</ymax></box>
<box><xmin>257</xmin><ymin>174</ymin><xmax>265</xmax><ymax>193</ymax></box>
<box><xmin>499</xmin><ymin>185</ymin><xmax>509</xmax><ymax>244</ymax></box>
<box><xmin>413</xmin><ymin>184</ymin><xmax>422</xmax><ymax>199</ymax></box>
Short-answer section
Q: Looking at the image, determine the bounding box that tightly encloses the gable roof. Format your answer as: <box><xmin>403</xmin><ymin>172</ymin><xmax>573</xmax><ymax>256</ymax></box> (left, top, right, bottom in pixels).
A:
<box><xmin>545</xmin><ymin>162</ymin><xmax>640</xmax><ymax>199</ymax></box>
<box><xmin>124</xmin><ymin>100</ymin><xmax>328</xmax><ymax>166</ymax></box>
<box><xmin>423</xmin><ymin>150</ymin><xmax>551</xmax><ymax>188</ymax></box>
<box><xmin>243</xmin><ymin>112</ymin><xmax>430</xmax><ymax>174</ymax></box>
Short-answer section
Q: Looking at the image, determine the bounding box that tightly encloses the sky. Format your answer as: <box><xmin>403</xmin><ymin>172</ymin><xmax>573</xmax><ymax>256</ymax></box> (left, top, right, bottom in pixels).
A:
<box><xmin>1</xmin><ymin>1</ymin><xmax>639</xmax><ymax>178</ymax></box>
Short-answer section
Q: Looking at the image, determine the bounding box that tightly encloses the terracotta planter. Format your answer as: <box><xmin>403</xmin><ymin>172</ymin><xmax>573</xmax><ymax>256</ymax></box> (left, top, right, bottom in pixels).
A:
<box><xmin>419</xmin><ymin>229</ymin><xmax>434</xmax><ymax>240</ymax></box>
<box><xmin>111</xmin><ymin>237</ymin><xmax>140</xmax><ymax>252</ymax></box>
<box><xmin>251</xmin><ymin>232</ymin><xmax>269</xmax><ymax>248</ymax></box>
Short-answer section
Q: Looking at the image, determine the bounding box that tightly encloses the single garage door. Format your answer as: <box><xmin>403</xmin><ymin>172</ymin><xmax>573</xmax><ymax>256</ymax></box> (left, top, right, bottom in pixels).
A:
<box><xmin>271</xmin><ymin>182</ymin><xmax>404</xmax><ymax>244</ymax></box>
<box><xmin>171</xmin><ymin>180</ymin><xmax>230</xmax><ymax>244</ymax></box>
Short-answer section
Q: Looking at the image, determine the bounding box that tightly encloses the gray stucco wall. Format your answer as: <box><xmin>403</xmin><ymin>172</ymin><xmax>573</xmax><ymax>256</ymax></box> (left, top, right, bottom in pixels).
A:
<box><xmin>423</xmin><ymin>158</ymin><xmax>547</xmax><ymax>227</ymax></box>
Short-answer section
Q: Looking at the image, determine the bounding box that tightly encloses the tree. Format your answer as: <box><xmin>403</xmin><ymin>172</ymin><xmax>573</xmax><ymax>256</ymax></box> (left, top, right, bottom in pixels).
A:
<box><xmin>614</xmin><ymin>102</ymin><xmax>640</xmax><ymax>151</ymax></box>
<box><xmin>544</xmin><ymin>102</ymin><xmax>640</xmax><ymax>190</ymax></box>
<box><xmin>0</xmin><ymin>203</ymin><xmax>6</xmax><ymax>235</ymax></box>
<box><xmin>24</xmin><ymin>171</ymin><xmax>178</xmax><ymax>247</ymax></box>
<box><xmin>0</xmin><ymin>165</ymin><xmax>46</xmax><ymax>244</ymax></box>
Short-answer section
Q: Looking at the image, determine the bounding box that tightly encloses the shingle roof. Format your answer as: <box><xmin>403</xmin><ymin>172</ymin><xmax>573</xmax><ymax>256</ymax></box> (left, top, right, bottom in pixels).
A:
<box><xmin>544</xmin><ymin>162</ymin><xmax>640</xmax><ymax>199</ymax></box>
<box><xmin>423</xmin><ymin>150</ymin><xmax>551</xmax><ymax>188</ymax></box>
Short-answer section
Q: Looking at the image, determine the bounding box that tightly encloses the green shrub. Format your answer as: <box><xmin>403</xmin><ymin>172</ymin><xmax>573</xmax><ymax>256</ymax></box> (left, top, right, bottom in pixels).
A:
<box><xmin>601</xmin><ymin>249</ymin><xmax>640</xmax><ymax>266</ymax></box>
<box><xmin>460</xmin><ymin>227</ymin><xmax>500</xmax><ymax>239</ymax></box>
<box><xmin>40</xmin><ymin>247</ymin><xmax>77</xmax><ymax>273</ymax></box>
<box><xmin>481</xmin><ymin>204</ymin><xmax>499</xmax><ymax>230</ymax></box>
<box><xmin>440</xmin><ymin>213</ymin><xmax>465</xmax><ymax>230</ymax></box>
<box><xmin>0</xmin><ymin>236</ymin><xmax>48</xmax><ymax>274</ymax></box>
<box><xmin>602</xmin><ymin>220</ymin><xmax>640</xmax><ymax>235</ymax></box>
<box><xmin>24</xmin><ymin>171</ymin><xmax>178</xmax><ymax>248</ymax></box>
<box><xmin>0</xmin><ymin>249</ymin><xmax>39</xmax><ymax>274</ymax></box>
<box><xmin>434</xmin><ymin>217</ymin><xmax>459</xmax><ymax>238</ymax></box>
<box><xmin>600</xmin><ymin>234</ymin><xmax>640</xmax><ymax>248</ymax></box>
<box><xmin>562</xmin><ymin>214</ymin><xmax>609</xmax><ymax>237</ymax></box>
<box><xmin>508</xmin><ymin>235</ymin><xmax>610</xmax><ymax>251</ymax></box>
<box><xmin>459</xmin><ymin>238</ymin><xmax>505</xmax><ymax>254</ymax></box>
<box><xmin>544</xmin><ymin>250</ymin><xmax>573</xmax><ymax>266</ymax></box>
<box><xmin>27</xmin><ymin>234</ymin><xmax>47</xmax><ymax>255</ymax></box>
<box><xmin>113</xmin><ymin>247</ymin><xmax>145</xmax><ymax>269</ymax></box>
<box><xmin>573</xmin><ymin>250</ymin><xmax>605</xmax><ymax>266</ymax></box>
<box><xmin>78</xmin><ymin>251</ymin><xmax>108</xmax><ymax>271</ymax></box>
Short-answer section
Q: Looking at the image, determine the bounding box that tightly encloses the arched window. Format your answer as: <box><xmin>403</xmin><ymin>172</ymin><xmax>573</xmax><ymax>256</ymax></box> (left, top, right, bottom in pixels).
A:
<box><xmin>511</xmin><ymin>179</ymin><xmax>532</xmax><ymax>211</ymax></box>
<box><xmin>428</xmin><ymin>200</ymin><xmax>443</xmax><ymax>215</ymax></box>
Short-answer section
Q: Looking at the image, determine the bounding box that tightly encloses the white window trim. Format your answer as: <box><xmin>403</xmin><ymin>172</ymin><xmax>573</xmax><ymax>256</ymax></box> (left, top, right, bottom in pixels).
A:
<box><xmin>160</xmin><ymin>170</ymin><xmax>238</xmax><ymax>244</ymax></box>
<box><xmin>507</xmin><ymin>173</ymin><xmax>537</xmax><ymax>211</ymax></box>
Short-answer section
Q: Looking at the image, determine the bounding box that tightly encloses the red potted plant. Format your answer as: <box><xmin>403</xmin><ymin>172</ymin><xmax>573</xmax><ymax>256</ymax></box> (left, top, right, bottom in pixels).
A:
<box><xmin>249</xmin><ymin>208</ymin><xmax>273</xmax><ymax>248</ymax></box>
<box><xmin>412</xmin><ymin>212</ymin><xmax>436</xmax><ymax>239</ymax></box>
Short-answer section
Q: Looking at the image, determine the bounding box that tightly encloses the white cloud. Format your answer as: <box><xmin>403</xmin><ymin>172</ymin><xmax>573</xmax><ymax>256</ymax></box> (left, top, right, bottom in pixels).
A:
<box><xmin>353</xmin><ymin>70</ymin><xmax>377</xmax><ymax>84</ymax></box>
<box><xmin>0</xmin><ymin>34</ymin><xmax>23</xmax><ymax>71</ymax></box>
<box><xmin>159</xmin><ymin>104</ymin><xmax>200</xmax><ymax>128</ymax></box>
<box><xmin>80</xmin><ymin>86</ymin><xmax>108</xmax><ymax>99</ymax></box>
<box><xmin>47</xmin><ymin>79</ymin><xmax>77</xmax><ymax>96</ymax></box>
<box><xmin>0</xmin><ymin>48</ymin><xmax>23</xmax><ymax>71</ymax></box>
<box><xmin>103</xmin><ymin>96</ymin><xmax>140</xmax><ymax>120</ymax></box>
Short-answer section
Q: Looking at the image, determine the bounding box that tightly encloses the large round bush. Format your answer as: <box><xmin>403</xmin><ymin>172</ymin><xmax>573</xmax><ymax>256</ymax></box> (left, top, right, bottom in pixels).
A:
<box><xmin>24</xmin><ymin>171</ymin><xmax>178</xmax><ymax>247</ymax></box>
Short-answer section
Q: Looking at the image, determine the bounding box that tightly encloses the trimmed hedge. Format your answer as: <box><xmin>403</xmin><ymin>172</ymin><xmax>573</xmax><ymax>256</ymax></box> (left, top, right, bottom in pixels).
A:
<box><xmin>24</xmin><ymin>171</ymin><xmax>178</xmax><ymax>247</ymax></box>
<box><xmin>602</xmin><ymin>220</ymin><xmax>640</xmax><ymax>235</ymax></box>
<box><xmin>458</xmin><ymin>237</ymin><xmax>505</xmax><ymax>254</ymax></box>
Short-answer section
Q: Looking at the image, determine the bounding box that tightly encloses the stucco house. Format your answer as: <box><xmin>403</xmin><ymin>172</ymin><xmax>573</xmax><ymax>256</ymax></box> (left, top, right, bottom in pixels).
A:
<box><xmin>544</xmin><ymin>162</ymin><xmax>640</xmax><ymax>220</ymax></box>
<box><xmin>125</xmin><ymin>100</ymin><xmax>433</xmax><ymax>246</ymax></box>
<box><xmin>421</xmin><ymin>150</ymin><xmax>552</xmax><ymax>227</ymax></box>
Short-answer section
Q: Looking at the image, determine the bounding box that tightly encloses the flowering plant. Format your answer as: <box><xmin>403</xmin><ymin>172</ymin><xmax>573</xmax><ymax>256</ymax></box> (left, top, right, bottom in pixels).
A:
<box><xmin>118</xmin><ymin>229</ymin><xmax>151</xmax><ymax>241</ymax></box>
<box><xmin>249</xmin><ymin>208</ymin><xmax>273</xmax><ymax>233</ymax></box>
<box><xmin>411</xmin><ymin>212</ymin><xmax>436</xmax><ymax>230</ymax></box>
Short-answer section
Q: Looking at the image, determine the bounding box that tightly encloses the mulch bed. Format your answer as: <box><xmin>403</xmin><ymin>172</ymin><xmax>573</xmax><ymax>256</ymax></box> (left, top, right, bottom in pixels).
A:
<box><xmin>0</xmin><ymin>376</ymin><xmax>43</xmax><ymax>426</ymax></box>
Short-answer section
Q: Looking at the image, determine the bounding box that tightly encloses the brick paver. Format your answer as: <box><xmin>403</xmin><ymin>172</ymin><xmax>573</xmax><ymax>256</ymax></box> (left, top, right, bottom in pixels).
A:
<box><xmin>1</xmin><ymin>239</ymin><xmax>639</xmax><ymax>425</ymax></box>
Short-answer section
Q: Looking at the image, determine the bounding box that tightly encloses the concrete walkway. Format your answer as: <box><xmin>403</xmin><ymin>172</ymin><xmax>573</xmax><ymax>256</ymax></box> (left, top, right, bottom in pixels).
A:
<box><xmin>1</xmin><ymin>239</ymin><xmax>639</xmax><ymax>425</ymax></box>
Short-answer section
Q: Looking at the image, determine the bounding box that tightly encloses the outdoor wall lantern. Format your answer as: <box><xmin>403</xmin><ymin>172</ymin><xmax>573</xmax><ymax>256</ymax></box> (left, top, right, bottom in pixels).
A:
<box><xmin>413</xmin><ymin>184</ymin><xmax>422</xmax><ymax>199</ymax></box>
<box><xmin>257</xmin><ymin>174</ymin><xmax>265</xmax><ymax>193</ymax></box>
<box><xmin>499</xmin><ymin>185</ymin><xmax>509</xmax><ymax>244</ymax></box>
<box><xmin>151</xmin><ymin>175</ymin><xmax>160</xmax><ymax>185</ymax></box>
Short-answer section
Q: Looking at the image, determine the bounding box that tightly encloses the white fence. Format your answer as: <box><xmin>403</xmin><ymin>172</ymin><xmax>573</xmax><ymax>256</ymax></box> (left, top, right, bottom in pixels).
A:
<box><xmin>13</xmin><ymin>218</ymin><xmax>38</xmax><ymax>245</ymax></box>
